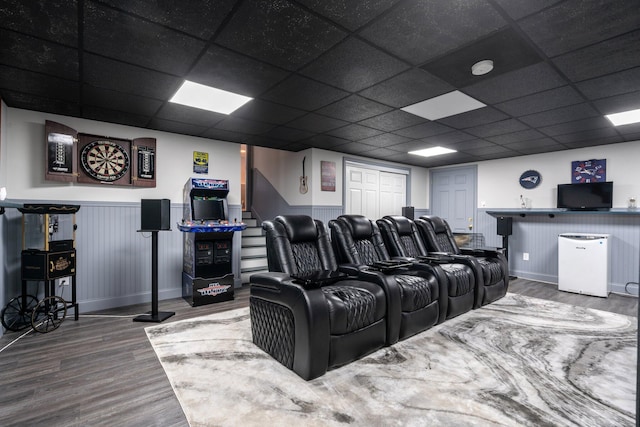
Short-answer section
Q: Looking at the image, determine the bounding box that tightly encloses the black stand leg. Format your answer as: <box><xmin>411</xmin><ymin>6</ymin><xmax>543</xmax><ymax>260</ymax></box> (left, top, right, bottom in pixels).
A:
<box><xmin>502</xmin><ymin>235</ymin><xmax>518</xmax><ymax>281</ymax></box>
<box><xmin>134</xmin><ymin>230</ymin><xmax>175</xmax><ymax>323</ymax></box>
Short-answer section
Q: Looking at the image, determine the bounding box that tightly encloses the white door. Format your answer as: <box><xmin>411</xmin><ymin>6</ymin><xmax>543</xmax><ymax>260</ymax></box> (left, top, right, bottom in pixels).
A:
<box><xmin>346</xmin><ymin>164</ymin><xmax>406</xmax><ymax>219</ymax></box>
<box><xmin>379</xmin><ymin>171</ymin><xmax>406</xmax><ymax>217</ymax></box>
<box><xmin>430</xmin><ymin>166</ymin><xmax>477</xmax><ymax>233</ymax></box>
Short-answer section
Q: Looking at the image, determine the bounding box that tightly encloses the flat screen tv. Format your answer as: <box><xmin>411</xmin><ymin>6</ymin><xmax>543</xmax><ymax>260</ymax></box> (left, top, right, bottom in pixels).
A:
<box><xmin>557</xmin><ymin>181</ymin><xmax>613</xmax><ymax>211</ymax></box>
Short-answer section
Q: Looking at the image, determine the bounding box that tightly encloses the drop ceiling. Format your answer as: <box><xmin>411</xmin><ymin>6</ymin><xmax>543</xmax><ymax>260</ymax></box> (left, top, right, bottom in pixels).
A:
<box><xmin>1</xmin><ymin>0</ymin><xmax>639</xmax><ymax>168</ymax></box>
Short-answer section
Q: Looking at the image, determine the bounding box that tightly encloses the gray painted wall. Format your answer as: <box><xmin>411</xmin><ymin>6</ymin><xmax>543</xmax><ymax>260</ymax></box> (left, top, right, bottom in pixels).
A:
<box><xmin>475</xmin><ymin>209</ymin><xmax>640</xmax><ymax>295</ymax></box>
<box><xmin>1</xmin><ymin>200</ymin><xmax>243</xmax><ymax>314</ymax></box>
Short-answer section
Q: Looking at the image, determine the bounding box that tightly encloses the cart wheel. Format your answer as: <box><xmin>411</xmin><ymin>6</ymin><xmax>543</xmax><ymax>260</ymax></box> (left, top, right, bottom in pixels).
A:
<box><xmin>1</xmin><ymin>295</ymin><xmax>39</xmax><ymax>332</ymax></box>
<box><xmin>31</xmin><ymin>296</ymin><xmax>67</xmax><ymax>333</ymax></box>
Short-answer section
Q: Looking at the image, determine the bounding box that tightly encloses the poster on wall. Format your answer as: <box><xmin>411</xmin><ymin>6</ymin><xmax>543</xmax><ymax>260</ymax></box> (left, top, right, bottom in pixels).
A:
<box><xmin>193</xmin><ymin>151</ymin><xmax>208</xmax><ymax>174</ymax></box>
<box><xmin>321</xmin><ymin>160</ymin><xmax>336</xmax><ymax>192</ymax></box>
<box><xmin>571</xmin><ymin>159</ymin><xmax>606</xmax><ymax>183</ymax></box>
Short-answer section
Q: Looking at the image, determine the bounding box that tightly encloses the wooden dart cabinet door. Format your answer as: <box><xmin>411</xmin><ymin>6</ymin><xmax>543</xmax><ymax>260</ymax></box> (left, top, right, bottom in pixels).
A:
<box><xmin>45</xmin><ymin>120</ymin><xmax>78</xmax><ymax>182</ymax></box>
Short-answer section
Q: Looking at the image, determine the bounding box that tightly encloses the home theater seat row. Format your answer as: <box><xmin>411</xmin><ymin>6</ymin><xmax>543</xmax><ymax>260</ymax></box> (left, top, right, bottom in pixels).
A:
<box><xmin>249</xmin><ymin>214</ymin><xmax>509</xmax><ymax>380</ymax></box>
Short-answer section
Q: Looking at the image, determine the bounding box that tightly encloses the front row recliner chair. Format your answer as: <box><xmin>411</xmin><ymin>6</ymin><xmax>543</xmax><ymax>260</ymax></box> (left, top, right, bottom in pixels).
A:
<box><xmin>416</xmin><ymin>215</ymin><xmax>508</xmax><ymax>306</ymax></box>
<box><xmin>249</xmin><ymin>215</ymin><xmax>388</xmax><ymax>380</ymax></box>
<box><xmin>376</xmin><ymin>215</ymin><xmax>478</xmax><ymax>318</ymax></box>
<box><xmin>329</xmin><ymin>214</ymin><xmax>444</xmax><ymax>339</ymax></box>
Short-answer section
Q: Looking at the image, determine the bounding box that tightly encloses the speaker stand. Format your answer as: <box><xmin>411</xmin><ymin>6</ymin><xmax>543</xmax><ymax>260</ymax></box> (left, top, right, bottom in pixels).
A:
<box><xmin>501</xmin><ymin>235</ymin><xmax>518</xmax><ymax>281</ymax></box>
<box><xmin>134</xmin><ymin>230</ymin><xmax>175</xmax><ymax>323</ymax></box>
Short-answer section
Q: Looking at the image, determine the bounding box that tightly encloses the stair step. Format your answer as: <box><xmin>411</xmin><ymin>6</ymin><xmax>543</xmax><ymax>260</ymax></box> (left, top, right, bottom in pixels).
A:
<box><xmin>242</xmin><ymin>246</ymin><xmax>267</xmax><ymax>257</ymax></box>
<box><xmin>242</xmin><ymin>235</ymin><xmax>266</xmax><ymax>246</ymax></box>
<box><xmin>240</xmin><ymin>257</ymin><xmax>268</xmax><ymax>270</ymax></box>
<box><xmin>242</xmin><ymin>227</ymin><xmax>262</xmax><ymax>237</ymax></box>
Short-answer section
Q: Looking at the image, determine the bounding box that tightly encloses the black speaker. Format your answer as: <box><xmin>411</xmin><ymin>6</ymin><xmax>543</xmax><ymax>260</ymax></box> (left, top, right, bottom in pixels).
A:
<box><xmin>402</xmin><ymin>206</ymin><xmax>414</xmax><ymax>220</ymax></box>
<box><xmin>496</xmin><ymin>216</ymin><xmax>512</xmax><ymax>236</ymax></box>
<box><xmin>141</xmin><ymin>199</ymin><xmax>170</xmax><ymax>231</ymax></box>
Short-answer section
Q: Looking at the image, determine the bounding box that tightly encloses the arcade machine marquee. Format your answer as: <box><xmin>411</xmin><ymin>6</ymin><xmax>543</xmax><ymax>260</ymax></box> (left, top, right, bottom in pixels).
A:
<box><xmin>180</xmin><ymin>178</ymin><xmax>245</xmax><ymax>306</ymax></box>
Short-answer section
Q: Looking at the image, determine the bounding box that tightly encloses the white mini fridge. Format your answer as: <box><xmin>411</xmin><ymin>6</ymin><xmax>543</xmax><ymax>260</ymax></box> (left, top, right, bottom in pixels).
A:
<box><xmin>558</xmin><ymin>233</ymin><xmax>610</xmax><ymax>297</ymax></box>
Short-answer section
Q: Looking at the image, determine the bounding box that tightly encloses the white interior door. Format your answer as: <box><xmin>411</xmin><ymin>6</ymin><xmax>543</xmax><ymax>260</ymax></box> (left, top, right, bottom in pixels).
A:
<box><xmin>430</xmin><ymin>166</ymin><xmax>477</xmax><ymax>233</ymax></box>
<box><xmin>346</xmin><ymin>164</ymin><xmax>407</xmax><ymax>220</ymax></box>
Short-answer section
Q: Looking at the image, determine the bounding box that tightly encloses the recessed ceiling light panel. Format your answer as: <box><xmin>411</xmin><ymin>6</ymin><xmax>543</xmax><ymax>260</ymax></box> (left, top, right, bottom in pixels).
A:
<box><xmin>170</xmin><ymin>80</ymin><xmax>252</xmax><ymax>114</ymax></box>
<box><xmin>605</xmin><ymin>108</ymin><xmax>640</xmax><ymax>126</ymax></box>
<box><xmin>401</xmin><ymin>90</ymin><xmax>486</xmax><ymax>121</ymax></box>
<box><xmin>409</xmin><ymin>146</ymin><xmax>457</xmax><ymax>158</ymax></box>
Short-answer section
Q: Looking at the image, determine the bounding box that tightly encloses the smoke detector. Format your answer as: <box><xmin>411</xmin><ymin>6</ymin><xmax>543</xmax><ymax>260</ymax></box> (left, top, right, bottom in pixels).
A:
<box><xmin>471</xmin><ymin>59</ymin><xmax>494</xmax><ymax>76</ymax></box>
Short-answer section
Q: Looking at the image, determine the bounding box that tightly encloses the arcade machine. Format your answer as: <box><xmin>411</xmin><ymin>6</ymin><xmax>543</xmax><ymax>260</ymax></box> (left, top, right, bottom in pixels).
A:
<box><xmin>179</xmin><ymin>178</ymin><xmax>245</xmax><ymax>306</ymax></box>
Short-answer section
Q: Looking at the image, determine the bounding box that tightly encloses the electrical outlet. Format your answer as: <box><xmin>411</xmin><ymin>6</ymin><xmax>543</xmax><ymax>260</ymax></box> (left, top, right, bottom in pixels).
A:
<box><xmin>523</xmin><ymin>252</ymin><xmax>529</xmax><ymax>261</ymax></box>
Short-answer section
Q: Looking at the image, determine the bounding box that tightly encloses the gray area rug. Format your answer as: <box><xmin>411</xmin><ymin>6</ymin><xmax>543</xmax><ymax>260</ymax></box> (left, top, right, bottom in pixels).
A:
<box><xmin>145</xmin><ymin>293</ymin><xmax>636</xmax><ymax>426</ymax></box>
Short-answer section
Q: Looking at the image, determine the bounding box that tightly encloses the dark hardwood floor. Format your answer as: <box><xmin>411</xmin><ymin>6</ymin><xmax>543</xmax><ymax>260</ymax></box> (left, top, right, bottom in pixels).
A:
<box><xmin>0</xmin><ymin>279</ymin><xmax>636</xmax><ymax>426</ymax></box>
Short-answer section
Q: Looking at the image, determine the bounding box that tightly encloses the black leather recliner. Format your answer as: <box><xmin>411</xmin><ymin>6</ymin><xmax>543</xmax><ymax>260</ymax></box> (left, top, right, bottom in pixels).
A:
<box><xmin>416</xmin><ymin>215</ymin><xmax>508</xmax><ymax>306</ymax></box>
<box><xmin>377</xmin><ymin>215</ymin><xmax>478</xmax><ymax>319</ymax></box>
<box><xmin>329</xmin><ymin>214</ymin><xmax>445</xmax><ymax>337</ymax></box>
<box><xmin>249</xmin><ymin>215</ymin><xmax>388</xmax><ymax>380</ymax></box>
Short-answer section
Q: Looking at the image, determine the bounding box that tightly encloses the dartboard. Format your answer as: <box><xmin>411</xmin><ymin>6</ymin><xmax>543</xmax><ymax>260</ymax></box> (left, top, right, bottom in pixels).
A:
<box><xmin>81</xmin><ymin>140</ymin><xmax>130</xmax><ymax>182</ymax></box>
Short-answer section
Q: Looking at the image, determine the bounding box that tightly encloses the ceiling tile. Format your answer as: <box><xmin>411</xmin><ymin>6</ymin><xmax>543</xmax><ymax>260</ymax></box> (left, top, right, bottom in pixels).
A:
<box><xmin>365</xmin><ymin>147</ymin><xmax>406</xmax><ymax>158</ymax></box>
<box><xmin>316</xmin><ymin>95</ymin><xmax>393</xmax><ymax>122</ymax></box>
<box><xmin>437</xmin><ymin>107</ymin><xmax>509</xmax><ymax>129</ymax></box>
<box><xmin>97</xmin><ymin>0</ymin><xmax>237</xmax><ymax>40</ymax></box>
<box><xmin>188</xmin><ymin>46</ymin><xmax>290</xmax><ymax>97</ymax></box>
<box><xmin>463</xmin><ymin>62</ymin><xmax>566</xmax><ymax>104</ymax></box>
<box><xmin>447</xmin><ymin>139</ymin><xmax>495</xmax><ymax>151</ymax></box>
<box><xmin>234</xmin><ymin>99</ymin><xmax>307</xmax><ymax>125</ymax></box>
<box><xmin>84</xmin><ymin>2</ymin><xmax>206</xmax><ymax>75</ymax></box>
<box><xmin>516</xmin><ymin>142</ymin><xmax>567</xmax><ymax>155</ymax></box>
<box><xmin>301</xmin><ymin>37</ymin><xmax>410</xmax><ymax>92</ymax></box>
<box><xmin>502</xmin><ymin>137</ymin><xmax>559</xmax><ymax>151</ymax></box>
<box><xmin>518</xmin><ymin>103</ymin><xmax>600</xmax><ymax>128</ymax></box>
<box><xmin>538</xmin><ymin>117</ymin><xmax>614</xmax><ymax>137</ymax></box>
<box><xmin>615</xmin><ymin>123</ymin><xmax>640</xmax><ymax>135</ymax></box>
<box><xmin>296</xmin><ymin>0</ymin><xmax>401</xmax><ymax>31</ymax></box>
<box><xmin>593</xmin><ymin>91</ymin><xmax>640</xmax><ymax>115</ymax></box>
<box><xmin>0</xmin><ymin>65</ymin><xmax>79</xmax><ymax>103</ymax></box>
<box><xmin>202</xmin><ymin>127</ymin><xmax>252</xmax><ymax>143</ymax></box>
<box><xmin>491</xmin><ymin>0</ymin><xmax>562</xmax><ymax>20</ymax></box>
<box><xmin>83</xmin><ymin>106</ymin><xmax>151</xmax><ymax>128</ymax></box>
<box><xmin>155</xmin><ymin>103</ymin><xmax>226</xmax><ymax>127</ymax></box>
<box><xmin>554</xmin><ymin>127</ymin><xmax>619</xmax><ymax>144</ymax></box>
<box><xmin>392</xmin><ymin>121</ymin><xmax>452</xmax><ymax>139</ymax></box>
<box><xmin>214</xmin><ymin>116</ymin><xmax>275</xmax><ymax>135</ymax></box>
<box><xmin>147</xmin><ymin>117</ymin><xmax>208</xmax><ymax>136</ymax></box>
<box><xmin>0</xmin><ymin>30</ymin><xmax>78</xmax><ymax>80</ymax></box>
<box><xmin>83</xmin><ymin>54</ymin><xmax>182</xmax><ymax>100</ymax></box>
<box><xmin>562</xmin><ymin>135</ymin><xmax>622</xmax><ymax>149</ymax></box>
<box><xmin>82</xmin><ymin>85</ymin><xmax>164</xmax><ymax>117</ymax></box>
<box><xmin>487</xmin><ymin>129</ymin><xmax>545</xmax><ymax>145</ymax></box>
<box><xmin>333</xmin><ymin>142</ymin><xmax>379</xmax><ymax>155</ymax></box>
<box><xmin>386</xmin><ymin>139</ymin><xmax>440</xmax><ymax>153</ymax></box>
<box><xmin>261</xmin><ymin>74</ymin><xmax>349</xmax><ymax>111</ymax></box>
<box><xmin>0</xmin><ymin>0</ymin><xmax>78</xmax><ymax>45</ymax></box>
<box><xmin>554</xmin><ymin>30</ymin><xmax>640</xmax><ymax>83</ymax></box>
<box><xmin>326</xmin><ymin>124</ymin><xmax>384</xmax><ymax>141</ymax></box>
<box><xmin>359</xmin><ymin>69</ymin><xmax>453</xmax><ymax>108</ymax></box>
<box><xmin>286</xmin><ymin>113</ymin><xmax>349</xmax><ymax>133</ymax></box>
<box><xmin>495</xmin><ymin>86</ymin><xmax>584</xmax><ymax>117</ymax></box>
<box><xmin>264</xmin><ymin>126</ymin><xmax>315</xmax><ymax>142</ymax></box>
<box><xmin>0</xmin><ymin>90</ymin><xmax>81</xmax><ymax>117</ymax></box>
<box><xmin>518</xmin><ymin>0</ymin><xmax>640</xmax><ymax>57</ymax></box>
<box><xmin>306</xmin><ymin>134</ymin><xmax>352</xmax><ymax>149</ymax></box>
<box><xmin>358</xmin><ymin>133</ymin><xmax>411</xmax><ymax>148</ymax></box>
<box><xmin>576</xmin><ymin>67</ymin><xmax>640</xmax><ymax>101</ymax></box>
<box><xmin>420</xmin><ymin>130</ymin><xmax>477</xmax><ymax>145</ymax></box>
<box><xmin>358</xmin><ymin>110</ymin><xmax>426</xmax><ymax>132</ymax></box>
<box><xmin>280</xmin><ymin>141</ymin><xmax>313</xmax><ymax>151</ymax></box>
<box><xmin>464</xmin><ymin>118</ymin><xmax>530</xmax><ymax>138</ymax></box>
<box><xmin>460</xmin><ymin>144</ymin><xmax>513</xmax><ymax>156</ymax></box>
<box><xmin>215</xmin><ymin>0</ymin><xmax>346</xmax><ymax>70</ymax></box>
<box><xmin>359</xmin><ymin>0</ymin><xmax>506</xmax><ymax>65</ymax></box>
<box><xmin>421</xmin><ymin>27</ymin><xmax>542</xmax><ymax>88</ymax></box>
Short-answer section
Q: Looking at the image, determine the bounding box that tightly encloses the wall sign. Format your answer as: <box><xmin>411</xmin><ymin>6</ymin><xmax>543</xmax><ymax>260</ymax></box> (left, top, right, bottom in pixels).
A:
<box><xmin>519</xmin><ymin>170</ymin><xmax>541</xmax><ymax>189</ymax></box>
<box><xmin>45</xmin><ymin>120</ymin><xmax>156</xmax><ymax>187</ymax></box>
<box><xmin>193</xmin><ymin>151</ymin><xmax>209</xmax><ymax>174</ymax></box>
<box><xmin>321</xmin><ymin>161</ymin><xmax>336</xmax><ymax>192</ymax></box>
<box><xmin>571</xmin><ymin>159</ymin><xmax>606</xmax><ymax>183</ymax></box>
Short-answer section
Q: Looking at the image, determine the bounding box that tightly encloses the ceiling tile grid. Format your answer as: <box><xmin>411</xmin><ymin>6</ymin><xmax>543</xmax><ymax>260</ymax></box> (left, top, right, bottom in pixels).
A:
<box><xmin>0</xmin><ymin>0</ymin><xmax>638</xmax><ymax>167</ymax></box>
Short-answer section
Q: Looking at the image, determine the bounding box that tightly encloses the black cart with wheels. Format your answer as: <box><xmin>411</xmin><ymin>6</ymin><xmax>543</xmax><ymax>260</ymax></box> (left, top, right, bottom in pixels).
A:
<box><xmin>1</xmin><ymin>203</ymin><xmax>80</xmax><ymax>333</ymax></box>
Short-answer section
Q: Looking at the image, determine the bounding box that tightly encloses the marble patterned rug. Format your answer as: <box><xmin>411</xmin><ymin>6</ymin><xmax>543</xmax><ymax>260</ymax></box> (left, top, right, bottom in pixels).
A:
<box><xmin>145</xmin><ymin>294</ymin><xmax>636</xmax><ymax>426</ymax></box>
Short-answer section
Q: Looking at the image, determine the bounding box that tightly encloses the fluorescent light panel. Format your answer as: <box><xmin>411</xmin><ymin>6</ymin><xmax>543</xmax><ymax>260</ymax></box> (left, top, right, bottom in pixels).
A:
<box><xmin>409</xmin><ymin>146</ymin><xmax>457</xmax><ymax>158</ymax></box>
<box><xmin>170</xmin><ymin>80</ymin><xmax>252</xmax><ymax>114</ymax></box>
<box><xmin>605</xmin><ymin>108</ymin><xmax>640</xmax><ymax>126</ymax></box>
<box><xmin>401</xmin><ymin>90</ymin><xmax>486</xmax><ymax>120</ymax></box>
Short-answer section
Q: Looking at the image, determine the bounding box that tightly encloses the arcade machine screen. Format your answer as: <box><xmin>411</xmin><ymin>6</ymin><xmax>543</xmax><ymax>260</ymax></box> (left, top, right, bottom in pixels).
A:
<box><xmin>192</xmin><ymin>198</ymin><xmax>225</xmax><ymax>221</ymax></box>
